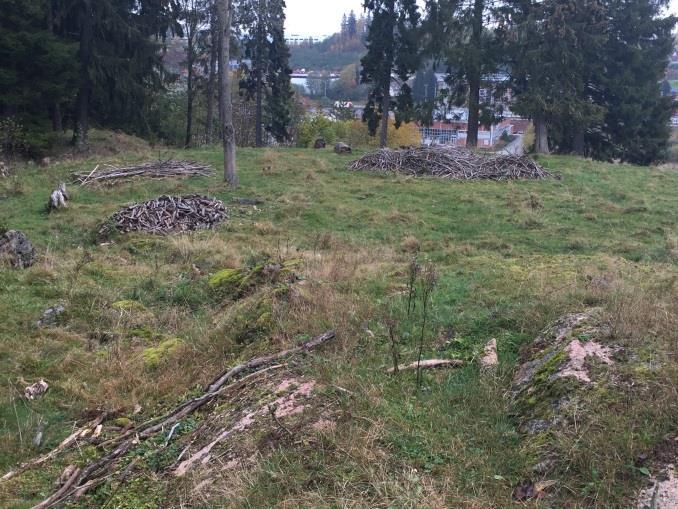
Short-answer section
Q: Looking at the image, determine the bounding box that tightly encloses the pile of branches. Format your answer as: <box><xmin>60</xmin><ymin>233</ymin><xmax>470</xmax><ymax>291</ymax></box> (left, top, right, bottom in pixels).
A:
<box><xmin>99</xmin><ymin>195</ymin><xmax>227</xmax><ymax>237</ymax></box>
<box><xmin>2</xmin><ymin>332</ymin><xmax>336</xmax><ymax>509</ymax></box>
<box><xmin>348</xmin><ymin>147</ymin><xmax>553</xmax><ymax>181</ymax></box>
<box><xmin>72</xmin><ymin>160</ymin><xmax>213</xmax><ymax>185</ymax></box>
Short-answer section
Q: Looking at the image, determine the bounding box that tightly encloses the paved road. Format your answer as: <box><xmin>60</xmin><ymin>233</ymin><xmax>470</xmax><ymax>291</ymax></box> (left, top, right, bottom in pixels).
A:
<box><xmin>500</xmin><ymin>134</ymin><xmax>524</xmax><ymax>156</ymax></box>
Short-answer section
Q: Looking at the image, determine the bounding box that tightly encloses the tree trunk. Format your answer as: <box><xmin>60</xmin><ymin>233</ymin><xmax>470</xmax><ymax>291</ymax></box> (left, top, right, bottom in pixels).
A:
<box><xmin>379</xmin><ymin>88</ymin><xmax>390</xmax><ymax>148</ymax></box>
<box><xmin>466</xmin><ymin>0</ymin><xmax>484</xmax><ymax>149</ymax></box>
<box><xmin>52</xmin><ymin>103</ymin><xmax>63</xmax><ymax>132</ymax></box>
<box><xmin>466</xmin><ymin>74</ymin><xmax>480</xmax><ymax>148</ymax></box>
<box><xmin>47</xmin><ymin>2</ymin><xmax>62</xmax><ymax>133</ymax></box>
<box><xmin>217</xmin><ymin>0</ymin><xmax>237</xmax><ymax>186</ymax></box>
<box><xmin>185</xmin><ymin>30</ymin><xmax>195</xmax><ymax>148</ymax></box>
<box><xmin>573</xmin><ymin>127</ymin><xmax>585</xmax><ymax>156</ymax></box>
<box><xmin>534</xmin><ymin>117</ymin><xmax>550</xmax><ymax>154</ymax></box>
<box><xmin>73</xmin><ymin>0</ymin><xmax>92</xmax><ymax>152</ymax></box>
<box><xmin>255</xmin><ymin>9</ymin><xmax>264</xmax><ymax>148</ymax></box>
<box><xmin>206</xmin><ymin>19</ymin><xmax>218</xmax><ymax>144</ymax></box>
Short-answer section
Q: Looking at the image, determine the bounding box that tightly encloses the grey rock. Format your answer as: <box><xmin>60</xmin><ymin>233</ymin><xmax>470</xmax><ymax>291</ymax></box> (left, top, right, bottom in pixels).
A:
<box><xmin>0</xmin><ymin>230</ymin><xmax>36</xmax><ymax>269</ymax></box>
<box><xmin>38</xmin><ymin>304</ymin><xmax>66</xmax><ymax>328</ymax></box>
<box><xmin>334</xmin><ymin>142</ymin><xmax>352</xmax><ymax>155</ymax></box>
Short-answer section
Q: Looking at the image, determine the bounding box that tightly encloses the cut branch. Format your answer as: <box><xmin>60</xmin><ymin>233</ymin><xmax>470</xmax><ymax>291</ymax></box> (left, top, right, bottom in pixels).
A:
<box><xmin>387</xmin><ymin>359</ymin><xmax>464</xmax><ymax>374</ymax></box>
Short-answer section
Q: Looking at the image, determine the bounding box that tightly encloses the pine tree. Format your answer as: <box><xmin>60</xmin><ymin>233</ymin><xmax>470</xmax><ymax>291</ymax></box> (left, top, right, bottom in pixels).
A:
<box><xmin>179</xmin><ymin>0</ymin><xmax>208</xmax><ymax>148</ymax></box>
<box><xmin>238</xmin><ymin>0</ymin><xmax>293</xmax><ymax>145</ymax></box>
<box><xmin>424</xmin><ymin>0</ymin><xmax>501</xmax><ymax>148</ymax></box>
<box><xmin>361</xmin><ymin>0</ymin><xmax>421</xmax><ymax>148</ymax></box>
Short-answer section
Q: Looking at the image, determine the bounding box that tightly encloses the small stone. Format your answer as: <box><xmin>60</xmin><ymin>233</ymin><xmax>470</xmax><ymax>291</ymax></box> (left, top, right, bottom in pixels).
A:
<box><xmin>0</xmin><ymin>230</ymin><xmax>36</xmax><ymax>269</ymax></box>
<box><xmin>480</xmin><ymin>338</ymin><xmax>499</xmax><ymax>369</ymax></box>
<box><xmin>37</xmin><ymin>304</ymin><xmax>66</xmax><ymax>328</ymax></box>
<box><xmin>24</xmin><ymin>379</ymin><xmax>49</xmax><ymax>400</ymax></box>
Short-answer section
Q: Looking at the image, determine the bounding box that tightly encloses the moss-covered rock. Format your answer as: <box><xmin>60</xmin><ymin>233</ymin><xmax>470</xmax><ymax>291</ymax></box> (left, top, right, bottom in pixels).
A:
<box><xmin>112</xmin><ymin>300</ymin><xmax>149</xmax><ymax>312</ymax></box>
<box><xmin>142</xmin><ymin>337</ymin><xmax>183</xmax><ymax>369</ymax></box>
<box><xmin>209</xmin><ymin>259</ymin><xmax>303</xmax><ymax>299</ymax></box>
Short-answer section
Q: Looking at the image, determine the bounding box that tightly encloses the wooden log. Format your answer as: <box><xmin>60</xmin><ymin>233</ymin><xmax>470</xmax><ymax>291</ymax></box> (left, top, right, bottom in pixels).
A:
<box><xmin>387</xmin><ymin>359</ymin><xmax>464</xmax><ymax>374</ymax></box>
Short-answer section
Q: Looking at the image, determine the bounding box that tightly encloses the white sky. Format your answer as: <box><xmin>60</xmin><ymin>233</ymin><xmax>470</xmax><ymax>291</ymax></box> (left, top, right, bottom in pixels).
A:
<box><xmin>285</xmin><ymin>0</ymin><xmax>678</xmax><ymax>39</ymax></box>
<box><xmin>285</xmin><ymin>0</ymin><xmax>365</xmax><ymax>38</ymax></box>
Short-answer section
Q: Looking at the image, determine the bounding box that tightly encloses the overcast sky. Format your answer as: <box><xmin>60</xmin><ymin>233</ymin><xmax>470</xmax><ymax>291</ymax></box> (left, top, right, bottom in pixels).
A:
<box><xmin>285</xmin><ymin>0</ymin><xmax>678</xmax><ymax>39</ymax></box>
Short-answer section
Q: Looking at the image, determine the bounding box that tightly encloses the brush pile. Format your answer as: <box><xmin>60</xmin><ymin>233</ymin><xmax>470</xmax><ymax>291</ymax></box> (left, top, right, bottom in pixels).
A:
<box><xmin>99</xmin><ymin>195</ymin><xmax>227</xmax><ymax>237</ymax></box>
<box><xmin>73</xmin><ymin>160</ymin><xmax>213</xmax><ymax>185</ymax></box>
<box><xmin>348</xmin><ymin>147</ymin><xmax>552</xmax><ymax>181</ymax></box>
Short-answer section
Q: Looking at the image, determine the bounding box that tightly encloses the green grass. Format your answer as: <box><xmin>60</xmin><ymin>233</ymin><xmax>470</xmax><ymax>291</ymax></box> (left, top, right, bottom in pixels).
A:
<box><xmin>0</xmin><ymin>146</ymin><xmax>676</xmax><ymax>507</ymax></box>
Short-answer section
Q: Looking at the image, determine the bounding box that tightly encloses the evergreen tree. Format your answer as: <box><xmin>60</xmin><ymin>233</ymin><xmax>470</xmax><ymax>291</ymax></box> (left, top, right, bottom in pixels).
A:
<box><xmin>425</xmin><ymin>0</ymin><xmax>501</xmax><ymax>148</ymax></box>
<box><xmin>588</xmin><ymin>0</ymin><xmax>675</xmax><ymax>163</ymax></box>
<box><xmin>361</xmin><ymin>0</ymin><xmax>421</xmax><ymax>148</ymax></box>
<box><xmin>347</xmin><ymin>10</ymin><xmax>358</xmax><ymax>39</ymax></box>
<box><xmin>498</xmin><ymin>0</ymin><xmax>607</xmax><ymax>154</ymax></box>
<box><xmin>238</xmin><ymin>0</ymin><xmax>293</xmax><ymax>145</ymax></box>
<box><xmin>0</xmin><ymin>0</ymin><xmax>77</xmax><ymax>143</ymax></box>
<box><xmin>63</xmin><ymin>0</ymin><xmax>179</xmax><ymax>150</ymax></box>
<box><xmin>179</xmin><ymin>0</ymin><xmax>208</xmax><ymax>148</ymax></box>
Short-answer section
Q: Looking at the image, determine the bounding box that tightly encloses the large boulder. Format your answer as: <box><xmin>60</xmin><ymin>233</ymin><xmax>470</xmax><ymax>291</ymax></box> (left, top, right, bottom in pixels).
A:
<box><xmin>512</xmin><ymin>309</ymin><xmax>614</xmax><ymax>434</ymax></box>
<box><xmin>0</xmin><ymin>230</ymin><xmax>36</xmax><ymax>269</ymax></box>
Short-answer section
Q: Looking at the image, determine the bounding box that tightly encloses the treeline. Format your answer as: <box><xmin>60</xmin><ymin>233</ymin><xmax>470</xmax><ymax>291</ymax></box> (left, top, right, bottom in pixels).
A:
<box><xmin>289</xmin><ymin>11</ymin><xmax>370</xmax><ymax>71</ymax></box>
<box><xmin>0</xmin><ymin>0</ymin><xmax>293</xmax><ymax>155</ymax></box>
<box><xmin>360</xmin><ymin>0</ymin><xmax>676</xmax><ymax>164</ymax></box>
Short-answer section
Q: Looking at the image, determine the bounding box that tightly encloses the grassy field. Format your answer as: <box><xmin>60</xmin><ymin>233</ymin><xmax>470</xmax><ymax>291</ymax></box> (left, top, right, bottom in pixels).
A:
<box><xmin>0</xmin><ymin>144</ymin><xmax>676</xmax><ymax>508</ymax></box>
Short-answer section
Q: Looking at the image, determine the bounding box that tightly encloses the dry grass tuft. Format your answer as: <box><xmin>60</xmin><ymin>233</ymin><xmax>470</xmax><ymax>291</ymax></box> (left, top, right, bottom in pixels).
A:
<box><xmin>400</xmin><ymin>235</ymin><xmax>421</xmax><ymax>253</ymax></box>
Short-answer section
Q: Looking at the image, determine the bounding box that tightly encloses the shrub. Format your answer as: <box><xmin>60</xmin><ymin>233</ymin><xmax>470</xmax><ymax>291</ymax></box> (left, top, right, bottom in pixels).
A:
<box><xmin>346</xmin><ymin>120</ymin><xmax>421</xmax><ymax>149</ymax></box>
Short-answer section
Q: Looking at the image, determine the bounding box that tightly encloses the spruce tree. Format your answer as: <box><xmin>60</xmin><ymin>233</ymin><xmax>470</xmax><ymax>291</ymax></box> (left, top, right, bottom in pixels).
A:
<box><xmin>498</xmin><ymin>0</ymin><xmax>607</xmax><ymax>154</ymax></box>
<box><xmin>0</xmin><ymin>0</ymin><xmax>77</xmax><ymax>140</ymax></box>
<box><xmin>63</xmin><ymin>0</ymin><xmax>179</xmax><ymax>150</ymax></box>
<box><xmin>361</xmin><ymin>0</ymin><xmax>421</xmax><ymax>148</ymax></box>
<box><xmin>238</xmin><ymin>0</ymin><xmax>293</xmax><ymax>145</ymax></box>
<box><xmin>588</xmin><ymin>0</ymin><xmax>676</xmax><ymax>163</ymax></box>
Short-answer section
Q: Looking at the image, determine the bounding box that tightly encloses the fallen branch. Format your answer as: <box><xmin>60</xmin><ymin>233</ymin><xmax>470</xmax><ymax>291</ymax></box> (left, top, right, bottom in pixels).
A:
<box><xmin>28</xmin><ymin>331</ymin><xmax>336</xmax><ymax>508</ymax></box>
<box><xmin>387</xmin><ymin>359</ymin><xmax>464</xmax><ymax>374</ymax></box>
<box><xmin>32</xmin><ymin>467</ymin><xmax>82</xmax><ymax>509</ymax></box>
<box><xmin>72</xmin><ymin>160</ymin><xmax>213</xmax><ymax>185</ymax></box>
<box><xmin>2</xmin><ymin>413</ymin><xmax>106</xmax><ymax>482</ymax></box>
